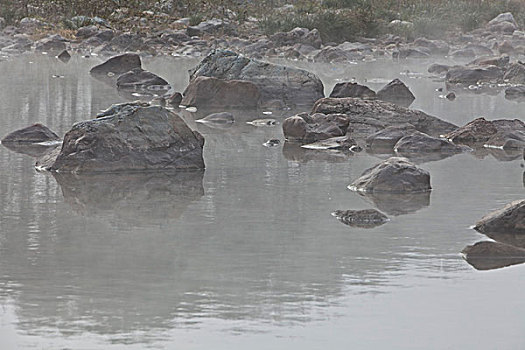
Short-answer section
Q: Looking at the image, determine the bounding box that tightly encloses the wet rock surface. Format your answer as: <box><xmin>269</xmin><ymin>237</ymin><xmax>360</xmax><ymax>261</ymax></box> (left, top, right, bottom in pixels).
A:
<box><xmin>311</xmin><ymin>98</ymin><xmax>457</xmax><ymax>139</ymax></box>
<box><xmin>39</xmin><ymin>104</ymin><xmax>205</xmax><ymax>173</ymax></box>
<box><xmin>474</xmin><ymin>200</ymin><xmax>525</xmax><ymax>234</ymax></box>
<box><xmin>188</xmin><ymin>50</ymin><xmax>324</xmax><ymax>107</ymax></box>
<box><xmin>393</xmin><ymin>131</ymin><xmax>467</xmax><ymax>154</ymax></box>
<box><xmin>462</xmin><ymin>241</ymin><xmax>525</xmax><ymax>271</ymax></box>
<box><xmin>331</xmin><ymin>209</ymin><xmax>389</xmax><ymax>228</ymax></box>
<box><xmin>349</xmin><ymin>157</ymin><xmax>431</xmax><ymax>193</ymax></box>
<box><xmin>282</xmin><ymin>113</ymin><xmax>350</xmax><ymax>143</ymax></box>
<box><xmin>181</xmin><ymin>76</ymin><xmax>260</xmax><ymax>109</ymax></box>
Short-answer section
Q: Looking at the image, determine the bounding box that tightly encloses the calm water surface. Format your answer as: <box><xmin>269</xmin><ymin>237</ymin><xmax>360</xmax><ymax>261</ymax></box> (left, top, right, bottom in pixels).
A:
<box><xmin>0</xmin><ymin>54</ymin><xmax>524</xmax><ymax>349</ymax></box>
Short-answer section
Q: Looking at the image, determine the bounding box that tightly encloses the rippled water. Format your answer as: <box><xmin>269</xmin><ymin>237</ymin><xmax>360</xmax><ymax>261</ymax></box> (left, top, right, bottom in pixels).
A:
<box><xmin>0</xmin><ymin>54</ymin><xmax>524</xmax><ymax>349</ymax></box>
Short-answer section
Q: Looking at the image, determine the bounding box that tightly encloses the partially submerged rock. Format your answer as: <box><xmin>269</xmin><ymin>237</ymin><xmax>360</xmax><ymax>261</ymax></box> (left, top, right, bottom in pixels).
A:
<box><xmin>348</xmin><ymin>157</ymin><xmax>431</xmax><ymax>193</ymax></box>
<box><xmin>462</xmin><ymin>241</ymin><xmax>525</xmax><ymax>270</ymax></box>
<box><xmin>376</xmin><ymin>78</ymin><xmax>415</xmax><ymax>107</ymax></box>
<box><xmin>90</xmin><ymin>53</ymin><xmax>142</xmax><ymax>76</ymax></box>
<box><xmin>311</xmin><ymin>98</ymin><xmax>457</xmax><ymax>139</ymax></box>
<box><xmin>181</xmin><ymin>76</ymin><xmax>260</xmax><ymax>109</ymax></box>
<box><xmin>329</xmin><ymin>82</ymin><xmax>376</xmax><ymax>99</ymax></box>
<box><xmin>474</xmin><ymin>200</ymin><xmax>525</xmax><ymax>234</ymax></box>
<box><xmin>444</xmin><ymin>117</ymin><xmax>525</xmax><ymax>149</ymax></box>
<box><xmin>196</xmin><ymin>112</ymin><xmax>234</xmax><ymax>124</ymax></box>
<box><xmin>393</xmin><ymin>131</ymin><xmax>466</xmax><ymax>154</ymax></box>
<box><xmin>282</xmin><ymin>113</ymin><xmax>350</xmax><ymax>143</ymax></box>
<box><xmin>446</xmin><ymin>66</ymin><xmax>504</xmax><ymax>84</ymax></box>
<box><xmin>301</xmin><ymin>135</ymin><xmax>356</xmax><ymax>150</ymax></box>
<box><xmin>331</xmin><ymin>209</ymin><xmax>389</xmax><ymax>228</ymax></box>
<box><xmin>189</xmin><ymin>50</ymin><xmax>324</xmax><ymax>106</ymax></box>
<box><xmin>116</xmin><ymin>67</ymin><xmax>170</xmax><ymax>90</ymax></box>
<box><xmin>365</xmin><ymin>125</ymin><xmax>416</xmax><ymax>151</ymax></box>
<box><xmin>355</xmin><ymin>191</ymin><xmax>431</xmax><ymax>216</ymax></box>
<box><xmin>39</xmin><ymin>104</ymin><xmax>205</xmax><ymax>173</ymax></box>
<box><xmin>2</xmin><ymin>123</ymin><xmax>60</xmax><ymax>143</ymax></box>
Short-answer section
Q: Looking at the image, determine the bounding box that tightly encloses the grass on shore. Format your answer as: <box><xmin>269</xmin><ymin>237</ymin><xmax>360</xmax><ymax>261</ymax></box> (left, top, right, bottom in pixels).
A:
<box><xmin>1</xmin><ymin>0</ymin><xmax>525</xmax><ymax>43</ymax></box>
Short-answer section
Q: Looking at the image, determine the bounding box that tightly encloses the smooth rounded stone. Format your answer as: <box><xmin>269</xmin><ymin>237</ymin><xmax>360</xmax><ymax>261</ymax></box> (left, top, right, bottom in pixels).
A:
<box><xmin>412</xmin><ymin>37</ymin><xmax>449</xmax><ymax>55</ymax></box>
<box><xmin>394</xmin><ymin>131</ymin><xmax>466</xmax><ymax>154</ymax></box>
<box><xmin>282</xmin><ymin>113</ymin><xmax>350</xmax><ymax>143</ymax></box>
<box><xmin>181</xmin><ymin>76</ymin><xmax>260</xmax><ymax>109</ymax></box>
<box><xmin>270</xmin><ymin>27</ymin><xmax>322</xmax><ymax>49</ymax></box>
<box><xmin>331</xmin><ymin>209</ymin><xmax>389</xmax><ymax>228</ymax></box>
<box><xmin>365</xmin><ymin>125</ymin><xmax>416</xmax><ymax>151</ymax></box>
<box><xmin>329</xmin><ymin>82</ymin><xmax>376</xmax><ymax>99</ymax></box>
<box><xmin>428</xmin><ymin>63</ymin><xmax>452</xmax><ymax>75</ymax></box>
<box><xmin>503</xmin><ymin>62</ymin><xmax>525</xmax><ymax>83</ymax></box>
<box><xmin>90</xmin><ymin>53</ymin><xmax>142</xmax><ymax>75</ymax></box>
<box><xmin>116</xmin><ymin>67</ymin><xmax>170</xmax><ymax>89</ymax></box>
<box><xmin>34</xmin><ymin>34</ymin><xmax>68</xmax><ymax>52</ymax></box>
<box><xmin>57</xmin><ymin>50</ymin><xmax>71</xmax><ymax>63</ymax></box>
<box><xmin>2</xmin><ymin>123</ymin><xmax>60</xmax><ymax>143</ymax></box>
<box><xmin>445</xmin><ymin>66</ymin><xmax>504</xmax><ymax>84</ymax></box>
<box><xmin>301</xmin><ymin>135</ymin><xmax>356</xmax><ymax>150</ymax></box>
<box><xmin>474</xmin><ymin>200</ymin><xmax>525</xmax><ymax>234</ymax></box>
<box><xmin>462</xmin><ymin>241</ymin><xmax>525</xmax><ymax>271</ymax></box>
<box><xmin>313</xmin><ymin>46</ymin><xmax>364</xmax><ymax>63</ymax></box>
<box><xmin>445</xmin><ymin>92</ymin><xmax>456</xmax><ymax>100</ymax></box>
<box><xmin>196</xmin><ymin>112</ymin><xmax>234</xmax><ymax>124</ymax></box>
<box><xmin>376</xmin><ymin>79</ymin><xmax>415</xmax><ymax>107</ymax></box>
<box><xmin>76</xmin><ymin>25</ymin><xmax>99</xmax><ymax>39</ymax></box>
<box><xmin>311</xmin><ymin>98</ymin><xmax>457</xmax><ymax>138</ymax></box>
<box><xmin>444</xmin><ymin>117</ymin><xmax>525</xmax><ymax>147</ymax></box>
<box><xmin>40</xmin><ymin>105</ymin><xmax>205</xmax><ymax>173</ymax></box>
<box><xmin>450</xmin><ymin>48</ymin><xmax>476</xmax><ymax>58</ymax></box>
<box><xmin>189</xmin><ymin>50</ymin><xmax>324</xmax><ymax>107</ymax></box>
<box><xmin>348</xmin><ymin>157</ymin><xmax>431</xmax><ymax>193</ymax></box>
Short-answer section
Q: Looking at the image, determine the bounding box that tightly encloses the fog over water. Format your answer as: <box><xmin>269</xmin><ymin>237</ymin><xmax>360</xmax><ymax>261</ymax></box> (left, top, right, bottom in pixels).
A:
<box><xmin>0</xmin><ymin>54</ymin><xmax>524</xmax><ymax>349</ymax></box>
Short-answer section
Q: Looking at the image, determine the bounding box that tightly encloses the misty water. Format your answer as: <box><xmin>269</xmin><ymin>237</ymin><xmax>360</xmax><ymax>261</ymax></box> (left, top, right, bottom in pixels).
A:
<box><xmin>0</xmin><ymin>54</ymin><xmax>524</xmax><ymax>349</ymax></box>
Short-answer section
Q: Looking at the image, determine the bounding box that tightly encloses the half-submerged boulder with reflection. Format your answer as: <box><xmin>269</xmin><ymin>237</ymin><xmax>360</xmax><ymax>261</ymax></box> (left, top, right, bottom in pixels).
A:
<box><xmin>331</xmin><ymin>209</ymin><xmax>389</xmax><ymax>228</ymax></box>
<box><xmin>2</xmin><ymin>123</ymin><xmax>61</xmax><ymax>157</ymax></box>
<box><xmin>89</xmin><ymin>53</ymin><xmax>142</xmax><ymax>76</ymax></box>
<box><xmin>462</xmin><ymin>241</ymin><xmax>525</xmax><ymax>270</ymax></box>
<box><xmin>282</xmin><ymin>112</ymin><xmax>350</xmax><ymax>143</ymax></box>
<box><xmin>53</xmin><ymin>170</ymin><xmax>204</xmax><ymax>222</ymax></box>
<box><xmin>349</xmin><ymin>157</ymin><xmax>431</xmax><ymax>193</ymax></box>
<box><xmin>38</xmin><ymin>104</ymin><xmax>205</xmax><ymax>173</ymax></box>
<box><xmin>474</xmin><ymin>200</ymin><xmax>525</xmax><ymax>234</ymax></box>
<box><xmin>188</xmin><ymin>49</ymin><xmax>324</xmax><ymax>107</ymax></box>
<box><xmin>355</xmin><ymin>191</ymin><xmax>431</xmax><ymax>216</ymax></box>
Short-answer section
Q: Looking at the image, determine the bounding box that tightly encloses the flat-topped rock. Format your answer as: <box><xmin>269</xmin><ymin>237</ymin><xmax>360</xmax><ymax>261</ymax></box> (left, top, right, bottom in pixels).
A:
<box><xmin>311</xmin><ymin>97</ymin><xmax>457</xmax><ymax>138</ymax></box>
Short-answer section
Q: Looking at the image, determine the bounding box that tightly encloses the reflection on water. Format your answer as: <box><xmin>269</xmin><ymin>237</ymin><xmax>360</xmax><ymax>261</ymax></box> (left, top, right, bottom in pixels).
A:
<box><xmin>0</xmin><ymin>54</ymin><xmax>524</xmax><ymax>348</ymax></box>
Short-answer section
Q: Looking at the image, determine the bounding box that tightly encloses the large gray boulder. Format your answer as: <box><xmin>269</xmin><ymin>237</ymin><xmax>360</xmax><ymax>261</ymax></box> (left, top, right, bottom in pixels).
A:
<box><xmin>189</xmin><ymin>50</ymin><xmax>324</xmax><ymax>106</ymax></box>
<box><xmin>474</xmin><ymin>200</ymin><xmax>525</xmax><ymax>234</ymax></box>
<box><xmin>181</xmin><ymin>76</ymin><xmax>261</xmax><ymax>109</ymax></box>
<box><xmin>348</xmin><ymin>157</ymin><xmax>431</xmax><ymax>193</ymax></box>
<box><xmin>311</xmin><ymin>98</ymin><xmax>457</xmax><ymax>139</ymax></box>
<box><xmin>38</xmin><ymin>104</ymin><xmax>204</xmax><ymax>173</ymax></box>
<box><xmin>90</xmin><ymin>53</ymin><xmax>142</xmax><ymax>75</ymax></box>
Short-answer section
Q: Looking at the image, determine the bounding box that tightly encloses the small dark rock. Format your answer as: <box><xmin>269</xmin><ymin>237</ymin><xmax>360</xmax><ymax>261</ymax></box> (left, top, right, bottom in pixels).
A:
<box><xmin>331</xmin><ymin>209</ymin><xmax>389</xmax><ymax>228</ymax></box>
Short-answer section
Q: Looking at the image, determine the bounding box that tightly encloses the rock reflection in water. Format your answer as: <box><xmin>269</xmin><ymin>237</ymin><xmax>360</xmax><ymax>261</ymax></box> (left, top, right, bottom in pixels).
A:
<box><xmin>53</xmin><ymin>170</ymin><xmax>204</xmax><ymax>222</ymax></box>
<box><xmin>470</xmin><ymin>147</ymin><xmax>523</xmax><ymax>162</ymax></box>
<box><xmin>1</xmin><ymin>142</ymin><xmax>60</xmax><ymax>158</ymax></box>
<box><xmin>355</xmin><ymin>191</ymin><xmax>431</xmax><ymax>216</ymax></box>
<box><xmin>282</xmin><ymin>142</ymin><xmax>352</xmax><ymax>163</ymax></box>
